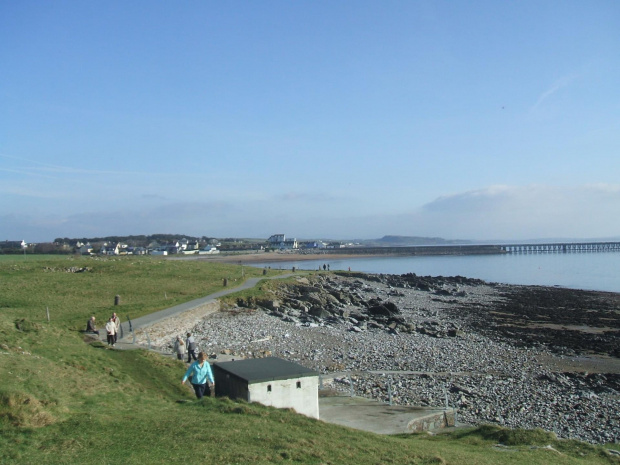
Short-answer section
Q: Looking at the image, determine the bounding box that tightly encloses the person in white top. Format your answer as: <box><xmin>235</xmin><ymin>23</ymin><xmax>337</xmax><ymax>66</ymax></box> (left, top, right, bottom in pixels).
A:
<box><xmin>111</xmin><ymin>312</ymin><xmax>121</xmax><ymax>343</ymax></box>
<box><xmin>173</xmin><ymin>336</ymin><xmax>185</xmax><ymax>360</ymax></box>
<box><xmin>105</xmin><ymin>317</ymin><xmax>116</xmax><ymax>347</ymax></box>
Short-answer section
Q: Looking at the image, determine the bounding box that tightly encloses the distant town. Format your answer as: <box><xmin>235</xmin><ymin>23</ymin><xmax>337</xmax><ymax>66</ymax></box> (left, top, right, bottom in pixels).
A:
<box><xmin>0</xmin><ymin>234</ymin><xmax>368</xmax><ymax>256</ymax></box>
<box><xmin>0</xmin><ymin>234</ymin><xmax>468</xmax><ymax>256</ymax></box>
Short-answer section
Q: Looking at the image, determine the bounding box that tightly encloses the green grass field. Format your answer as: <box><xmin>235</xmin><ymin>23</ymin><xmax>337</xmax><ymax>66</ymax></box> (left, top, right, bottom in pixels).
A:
<box><xmin>1</xmin><ymin>255</ymin><xmax>618</xmax><ymax>464</ymax></box>
<box><xmin>0</xmin><ymin>254</ymin><xmax>272</xmax><ymax>328</ymax></box>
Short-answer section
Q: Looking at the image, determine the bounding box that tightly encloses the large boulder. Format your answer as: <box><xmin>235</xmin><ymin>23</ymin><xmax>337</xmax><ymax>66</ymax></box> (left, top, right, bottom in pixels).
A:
<box><xmin>259</xmin><ymin>299</ymin><xmax>281</xmax><ymax>310</ymax></box>
<box><xmin>368</xmin><ymin>305</ymin><xmax>394</xmax><ymax>318</ymax></box>
<box><xmin>309</xmin><ymin>306</ymin><xmax>332</xmax><ymax>319</ymax></box>
<box><xmin>367</xmin><ymin>301</ymin><xmax>400</xmax><ymax>318</ymax></box>
<box><xmin>302</xmin><ymin>292</ymin><xmax>326</xmax><ymax>307</ymax></box>
<box><xmin>329</xmin><ymin>290</ymin><xmax>351</xmax><ymax>305</ymax></box>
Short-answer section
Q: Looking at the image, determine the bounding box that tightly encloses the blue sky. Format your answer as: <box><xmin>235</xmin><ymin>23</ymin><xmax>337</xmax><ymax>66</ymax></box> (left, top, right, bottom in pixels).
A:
<box><xmin>2</xmin><ymin>1</ymin><xmax>619</xmax><ymax>242</ymax></box>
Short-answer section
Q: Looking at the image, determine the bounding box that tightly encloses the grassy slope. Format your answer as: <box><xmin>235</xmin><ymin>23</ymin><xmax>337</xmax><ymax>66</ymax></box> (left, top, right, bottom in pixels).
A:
<box><xmin>0</xmin><ymin>254</ymin><xmax>271</xmax><ymax>328</ymax></box>
<box><xmin>0</xmin><ymin>255</ymin><xmax>618</xmax><ymax>465</ymax></box>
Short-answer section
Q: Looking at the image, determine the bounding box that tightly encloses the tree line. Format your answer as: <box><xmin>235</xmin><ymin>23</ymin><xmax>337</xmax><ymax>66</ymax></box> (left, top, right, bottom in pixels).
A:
<box><xmin>53</xmin><ymin>234</ymin><xmax>217</xmax><ymax>247</ymax></box>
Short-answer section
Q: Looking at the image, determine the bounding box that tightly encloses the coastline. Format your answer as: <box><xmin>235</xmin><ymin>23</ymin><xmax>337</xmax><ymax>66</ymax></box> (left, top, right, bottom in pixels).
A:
<box><xmin>176</xmin><ymin>250</ymin><xmax>620</xmax><ymax>294</ymax></box>
<box><xmin>147</xmin><ymin>271</ymin><xmax>620</xmax><ymax>444</ymax></box>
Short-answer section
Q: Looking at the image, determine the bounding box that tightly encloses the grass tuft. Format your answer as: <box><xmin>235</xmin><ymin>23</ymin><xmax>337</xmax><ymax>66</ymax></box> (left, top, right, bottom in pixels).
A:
<box><xmin>479</xmin><ymin>424</ymin><xmax>557</xmax><ymax>445</ymax></box>
<box><xmin>14</xmin><ymin>319</ymin><xmax>44</xmax><ymax>333</ymax></box>
<box><xmin>0</xmin><ymin>391</ymin><xmax>57</xmax><ymax>427</ymax></box>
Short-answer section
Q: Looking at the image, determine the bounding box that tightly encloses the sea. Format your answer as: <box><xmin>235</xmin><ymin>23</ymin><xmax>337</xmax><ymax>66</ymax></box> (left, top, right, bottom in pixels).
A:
<box><xmin>250</xmin><ymin>251</ymin><xmax>620</xmax><ymax>293</ymax></box>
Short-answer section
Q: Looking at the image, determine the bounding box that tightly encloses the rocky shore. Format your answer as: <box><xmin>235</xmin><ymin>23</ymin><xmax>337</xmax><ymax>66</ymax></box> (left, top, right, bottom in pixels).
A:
<box><xmin>152</xmin><ymin>272</ymin><xmax>620</xmax><ymax>444</ymax></box>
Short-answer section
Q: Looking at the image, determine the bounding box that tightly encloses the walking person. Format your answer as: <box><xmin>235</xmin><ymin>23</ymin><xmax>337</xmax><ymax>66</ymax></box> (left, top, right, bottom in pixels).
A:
<box><xmin>111</xmin><ymin>312</ymin><xmax>121</xmax><ymax>343</ymax></box>
<box><xmin>105</xmin><ymin>317</ymin><xmax>116</xmax><ymax>347</ymax></box>
<box><xmin>182</xmin><ymin>352</ymin><xmax>215</xmax><ymax>399</ymax></box>
<box><xmin>186</xmin><ymin>333</ymin><xmax>197</xmax><ymax>362</ymax></box>
<box><xmin>173</xmin><ymin>336</ymin><xmax>185</xmax><ymax>361</ymax></box>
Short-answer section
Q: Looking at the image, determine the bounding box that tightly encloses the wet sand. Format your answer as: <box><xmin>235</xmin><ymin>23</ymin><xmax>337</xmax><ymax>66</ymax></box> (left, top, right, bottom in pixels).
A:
<box><xmin>179</xmin><ymin>251</ymin><xmax>392</xmax><ymax>264</ymax></box>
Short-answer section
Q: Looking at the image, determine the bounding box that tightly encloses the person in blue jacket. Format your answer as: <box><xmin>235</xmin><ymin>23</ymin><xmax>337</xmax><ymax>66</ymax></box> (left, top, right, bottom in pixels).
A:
<box><xmin>182</xmin><ymin>352</ymin><xmax>215</xmax><ymax>399</ymax></box>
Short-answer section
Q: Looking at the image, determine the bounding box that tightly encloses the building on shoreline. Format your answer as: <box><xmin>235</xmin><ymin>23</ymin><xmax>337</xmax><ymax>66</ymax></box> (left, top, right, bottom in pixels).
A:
<box><xmin>213</xmin><ymin>357</ymin><xmax>319</xmax><ymax>419</ymax></box>
<box><xmin>268</xmin><ymin>234</ymin><xmax>298</xmax><ymax>250</ymax></box>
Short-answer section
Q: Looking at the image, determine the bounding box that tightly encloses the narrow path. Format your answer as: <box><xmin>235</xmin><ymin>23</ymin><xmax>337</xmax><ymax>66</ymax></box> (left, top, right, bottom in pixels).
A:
<box><xmin>116</xmin><ymin>273</ymin><xmax>298</xmax><ymax>344</ymax></box>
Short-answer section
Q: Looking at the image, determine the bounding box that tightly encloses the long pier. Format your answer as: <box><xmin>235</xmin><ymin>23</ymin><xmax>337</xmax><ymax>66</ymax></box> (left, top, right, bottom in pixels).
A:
<box><xmin>319</xmin><ymin>242</ymin><xmax>620</xmax><ymax>257</ymax></box>
<box><xmin>499</xmin><ymin>242</ymin><xmax>620</xmax><ymax>253</ymax></box>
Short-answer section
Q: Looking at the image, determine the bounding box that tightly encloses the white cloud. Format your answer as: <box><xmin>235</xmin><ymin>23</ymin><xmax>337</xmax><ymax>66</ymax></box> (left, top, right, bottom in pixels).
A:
<box><xmin>406</xmin><ymin>184</ymin><xmax>620</xmax><ymax>240</ymax></box>
<box><xmin>2</xmin><ymin>184</ymin><xmax>619</xmax><ymax>242</ymax></box>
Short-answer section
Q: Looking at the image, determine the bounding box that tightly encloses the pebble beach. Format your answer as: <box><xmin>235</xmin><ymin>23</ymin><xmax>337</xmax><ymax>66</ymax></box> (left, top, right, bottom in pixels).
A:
<box><xmin>150</xmin><ymin>271</ymin><xmax>620</xmax><ymax>444</ymax></box>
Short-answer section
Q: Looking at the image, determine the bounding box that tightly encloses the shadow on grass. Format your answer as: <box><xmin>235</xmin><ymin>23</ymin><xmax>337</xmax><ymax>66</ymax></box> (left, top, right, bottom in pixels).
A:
<box><xmin>423</xmin><ymin>424</ymin><xmax>612</xmax><ymax>460</ymax></box>
<box><xmin>451</xmin><ymin>424</ymin><xmax>558</xmax><ymax>446</ymax></box>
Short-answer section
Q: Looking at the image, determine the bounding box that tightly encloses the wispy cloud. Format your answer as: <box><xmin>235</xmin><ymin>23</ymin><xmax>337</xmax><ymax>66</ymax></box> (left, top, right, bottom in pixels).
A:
<box><xmin>0</xmin><ymin>153</ymin><xmax>161</xmax><ymax>177</ymax></box>
<box><xmin>532</xmin><ymin>74</ymin><xmax>578</xmax><ymax>110</ymax></box>
<box><xmin>0</xmin><ymin>167</ymin><xmax>58</xmax><ymax>178</ymax></box>
<box><xmin>1</xmin><ymin>185</ymin><xmax>67</xmax><ymax>199</ymax></box>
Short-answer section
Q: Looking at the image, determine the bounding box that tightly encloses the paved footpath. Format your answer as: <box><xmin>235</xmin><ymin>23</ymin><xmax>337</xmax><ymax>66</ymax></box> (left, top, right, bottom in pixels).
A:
<box><xmin>109</xmin><ymin>273</ymin><xmax>298</xmax><ymax>348</ymax></box>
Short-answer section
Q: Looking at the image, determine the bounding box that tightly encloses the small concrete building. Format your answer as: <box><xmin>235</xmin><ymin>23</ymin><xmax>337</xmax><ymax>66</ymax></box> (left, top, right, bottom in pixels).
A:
<box><xmin>213</xmin><ymin>357</ymin><xmax>319</xmax><ymax>419</ymax></box>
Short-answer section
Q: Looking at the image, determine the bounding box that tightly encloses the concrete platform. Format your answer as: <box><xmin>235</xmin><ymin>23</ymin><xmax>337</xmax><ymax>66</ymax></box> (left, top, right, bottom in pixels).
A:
<box><xmin>319</xmin><ymin>394</ymin><xmax>456</xmax><ymax>435</ymax></box>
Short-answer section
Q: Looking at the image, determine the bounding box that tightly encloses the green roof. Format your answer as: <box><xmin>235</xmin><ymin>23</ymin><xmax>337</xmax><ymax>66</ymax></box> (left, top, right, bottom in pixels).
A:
<box><xmin>214</xmin><ymin>357</ymin><xmax>318</xmax><ymax>384</ymax></box>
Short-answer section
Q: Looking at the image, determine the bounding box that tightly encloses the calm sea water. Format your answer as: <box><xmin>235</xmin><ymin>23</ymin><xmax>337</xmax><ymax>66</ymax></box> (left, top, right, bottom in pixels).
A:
<box><xmin>252</xmin><ymin>252</ymin><xmax>620</xmax><ymax>293</ymax></box>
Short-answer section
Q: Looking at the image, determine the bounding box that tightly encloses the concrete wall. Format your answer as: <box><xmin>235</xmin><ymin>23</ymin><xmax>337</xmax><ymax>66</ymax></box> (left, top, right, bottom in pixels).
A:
<box><xmin>408</xmin><ymin>409</ymin><xmax>456</xmax><ymax>432</ymax></box>
<box><xmin>132</xmin><ymin>300</ymin><xmax>221</xmax><ymax>345</ymax></box>
<box><xmin>248</xmin><ymin>377</ymin><xmax>319</xmax><ymax>419</ymax></box>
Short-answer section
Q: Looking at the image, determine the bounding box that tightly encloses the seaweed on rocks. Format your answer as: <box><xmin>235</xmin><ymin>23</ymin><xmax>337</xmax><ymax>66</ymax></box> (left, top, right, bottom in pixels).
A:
<box><xmin>460</xmin><ymin>285</ymin><xmax>620</xmax><ymax>358</ymax></box>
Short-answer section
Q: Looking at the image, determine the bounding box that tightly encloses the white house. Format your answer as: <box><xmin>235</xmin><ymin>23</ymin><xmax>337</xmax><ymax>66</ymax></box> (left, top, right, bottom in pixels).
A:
<box><xmin>267</xmin><ymin>234</ymin><xmax>298</xmax><ymax>250</ymax></box>
<box><xmin>198</xmin><ymin>246</ymin><xmax>220</xmax><ymax>255</ymax></box>
<box><xmin>302</xmin><ymin>241</ymin><xmax>327</xmax><ymax>249</ymax></box>
<box><xmin>213</xmin><ymin>357</ymin><xmax>319</xmax><ymax>419</ymax></box>
<box><xmin>281</xmin><ymin>239</ymin><xmax>298</xmax><ymax>249</ymax></box>
<box><xmin>100</xmin><ymin>243</ymin><xmax>121</xmax><ymax>255</ymax></box>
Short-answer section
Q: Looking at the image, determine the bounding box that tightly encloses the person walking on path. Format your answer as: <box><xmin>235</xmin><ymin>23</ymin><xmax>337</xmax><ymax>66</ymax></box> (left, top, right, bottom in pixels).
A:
<box><xmin>173</xmin><ymin>336</ymin><xmax>185</xmax><ymax>361</ymax></box>
<box><xmin>182</xmin><ymin>352</ymin><xmax>215</xmax><ymax>399</ymax></box>
<box><xmin>112</xmin><ymin>312</ymin><xmax>121</xmax><ymax>344</ymax></box>
<box><xmin>105</xmin><ymin>317</ymin><xmax>116</xmax><ymax>347</ymax></box>
<box><xmin>86</xmin><ymin>316</ymin><xmax>99</xmax><ymax>336</ymax></box>
<box><xmin>186</xmin><ymin>333</ymin><xmax>197</xmax><ymax>362</ymax></box>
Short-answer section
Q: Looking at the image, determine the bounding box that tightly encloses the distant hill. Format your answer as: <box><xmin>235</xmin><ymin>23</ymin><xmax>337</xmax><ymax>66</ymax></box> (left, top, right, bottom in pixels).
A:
<box><xmin>360</xmin><ymin>235</ymin><xmax>470</xmax><ymax>247</ymax></box>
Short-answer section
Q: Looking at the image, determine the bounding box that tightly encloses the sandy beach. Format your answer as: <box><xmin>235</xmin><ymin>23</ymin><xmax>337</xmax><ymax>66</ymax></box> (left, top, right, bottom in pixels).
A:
<box><xmin>177</xmin><ymin>251</ymin><xmax>397</xmax><ymax>264</ymax></box>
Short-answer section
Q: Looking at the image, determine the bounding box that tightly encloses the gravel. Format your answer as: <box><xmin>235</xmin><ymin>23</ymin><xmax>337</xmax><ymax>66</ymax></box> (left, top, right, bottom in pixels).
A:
<box><xmin>151</xmin><ymin>273</ymin><xmax>620</xmax><ymax>444</ymax></box>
